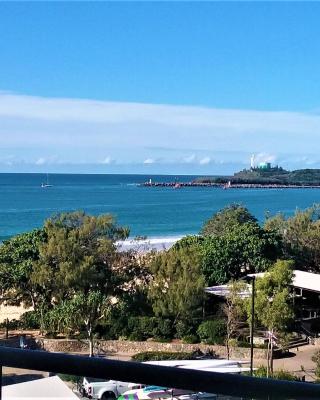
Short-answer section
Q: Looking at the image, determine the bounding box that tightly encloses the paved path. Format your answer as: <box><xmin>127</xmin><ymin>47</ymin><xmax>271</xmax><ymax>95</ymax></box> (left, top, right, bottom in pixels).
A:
<box><xmin>253</xmin><ymin>344</ymin><xmax>319</xmax><ymax>381</ymax></box>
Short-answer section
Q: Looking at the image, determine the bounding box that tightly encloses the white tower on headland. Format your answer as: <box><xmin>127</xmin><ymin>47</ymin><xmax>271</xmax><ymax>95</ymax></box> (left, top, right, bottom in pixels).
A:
<box><xmin>250</xmin><ymin>154</ymin><xmax>255</xmax><ymax>169</ymax></box>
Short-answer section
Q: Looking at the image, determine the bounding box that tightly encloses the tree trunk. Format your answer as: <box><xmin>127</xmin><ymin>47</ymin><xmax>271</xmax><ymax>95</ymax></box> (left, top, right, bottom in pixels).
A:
<box><xmin>226</xmin><ymin>338</ymin><xmax>230</xmax><ymax>360</ymax></box>
<box><xmin>89</xmin><ymin>336</ymin><xmax>94</xmax><ymax>357</ymax></box>
<box><xmin>202</xmin><ymin>298</ymin><xmax>205</xmax><ymax>319</ymax></box>
<box><xmin>29</xmin><ymin>291</ymin><xmax>36</xmax><ymax>310</ymax></box>
<box><xmin>266</xmin><ymin>337</ymin><xmax>271</xmax><ymax>378</ymax></box>
<box><xmin>270</xmin><ymin>330</ymin><xmax>274</xmax><ymax>375</ymax></box>
<box><xmin>39</xmin><ymin>304</ymin><xmax>45</xmax><ymax>336</ymax></box>
<box><xmin>87</xmin><ymin>324</ymin><xmax>94</xmax><ymax>357</ymax></box>
<box><xmin>5</xmin><ymin>318</ymin><xmax>9</xmax><ymax>339</ymax></box>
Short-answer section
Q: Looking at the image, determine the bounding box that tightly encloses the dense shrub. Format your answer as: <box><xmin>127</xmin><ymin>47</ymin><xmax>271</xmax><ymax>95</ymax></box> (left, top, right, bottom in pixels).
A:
<box><xmin>44</xmin><ymin>332</ymin><xmax>59</xmax><ymax>339</ymax></box>
<box><xmin>58</xmin><ymin>374</ymin><xmax>80</xmax><ymax>383</ymax></box>
<box><xmin>174</xmin><ymin>320</ymin><xmax>194</xmax><ymax>339</ymax></box>
<box><xmin>74</xmin><ymin>331</ymin><xmax>88</xmax><ymax>340</ymax></box>
<box><xmin>19</xmin><ymin>311</ymin><xmax>41</xmax><ymax>329</ymax></box>
<box><xmin>253</xmin><ymin>366</ymin><xmax>298</xmax><ymax>381</ymax></box>
<box><xmin>0</xmin><ymin>318</ymin><xmax>21</xmax><ymax>330</ymax></box>
<box><xmin>100</xmin><ymin>316</ymin><xmax>174</xmax><ymax>341</ymax></box>
<box><xmin>128</xmin><ymin>332</ymin><xmax>145</xmax><ymax>341</ymax></box>
<box><xmin>274</xmin><ymin>370</ymin><xmax>298</xmax><ymax>381</ymax></box>
<box><xmin>132</xmin><ymin>351</ymin><xmax>197</xmax><ymax>362</ymax></box>
<box><xmin>312</xmin><ymin>350</ymin><xmax>320</xmax><ymax>378</ymax></box>
<box><xmin>182</xmin><ymin>334</ymin><xmax>199</xmax><ymax>344</ymax></box>
<box><xmin>142</xmin><ymin>317</ymin><xmax>158</xmax><ymax>337</ymax></box>
<box><xmin>128</xmin><ymin>316</ymin><xmax>157</xmax><ymax>340</ymax></box>
<box><xmin>197</xmin><ymin>319</ymin><xmax>226</xmax><ymax>345</ymax></box>
<box><xmin>106</xmin><ymin>315</ymin><xmax>130</xmax><ymax>339</ymax></box>
<box><xmin>153</xmin><ymin>337</ymin><xmax>172</xmax><ymax>343</ymax></box>
<box><xmin>152</xmin><ymin>318</ymin><xmax>173</xmax><ymax>339</ymax></box>
<box><xmin>125</xmin><ymin>317</ymin><xmax>173</xmax><ymax>341</ymax></box>
<box><xmin>172</xmin><ymin>235</ymin><xmax>204</xmax><ymax>250</ymax></box>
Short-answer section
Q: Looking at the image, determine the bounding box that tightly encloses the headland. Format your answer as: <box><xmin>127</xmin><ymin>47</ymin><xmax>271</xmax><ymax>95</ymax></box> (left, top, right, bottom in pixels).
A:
<box><xmin>141</xmin><ymin>166</ymin><xmax>320</xmax><ymax>189</ymax></box>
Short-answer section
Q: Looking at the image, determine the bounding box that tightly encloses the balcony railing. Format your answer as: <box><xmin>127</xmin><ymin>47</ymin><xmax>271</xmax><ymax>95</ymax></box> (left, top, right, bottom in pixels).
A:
<box><xmin>0</xmin><ymin>347</ymin><xmax>320</xmax><ymax>400</ymax></box>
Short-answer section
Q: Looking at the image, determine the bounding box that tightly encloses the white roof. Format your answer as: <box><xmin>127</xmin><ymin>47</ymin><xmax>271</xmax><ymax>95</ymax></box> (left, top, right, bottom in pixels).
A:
<box><xmin>292</xmin><ymin>270</ymin><xmax>320</xmax><ymax>293</ymax></box>
<box><xmin>145</xmin><ymin>359</ymin><xmax>249</xmax><ymax>375</ymax></box>
<box><xmin>206</xmin><ymin>270</ymin><xmax>320</xmax><ymax>297</ymax></box>
<box><xmin>205</xmin><ymin>285</ymin><xmax>250</xmax><ymax>298</ymax></box>
<box><xmin>249</xmin><ymin>270</ymin><xmax>320</xmax><ymax>293</ymax></box>
<box><xmin>3</xmin><ymin>375</ymin><xmax>78</xmax><ymax>399</ymax></box>
<box><xmin>193</xmin><ymin>367</ymin><xmax>252</xmax><ymax>374</ymax></box>
<box><xmin>145</xmin><ymin>359</ymin><xmax>249</xmax><ymax>368</ymax></box>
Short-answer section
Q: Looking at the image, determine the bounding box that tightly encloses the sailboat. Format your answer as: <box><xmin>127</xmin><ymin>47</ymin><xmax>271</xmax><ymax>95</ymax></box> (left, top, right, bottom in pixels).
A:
<box><xmin>41</xmin><ymin>174</ymin><xmax>53</xmax><ymax>188</ymax></box>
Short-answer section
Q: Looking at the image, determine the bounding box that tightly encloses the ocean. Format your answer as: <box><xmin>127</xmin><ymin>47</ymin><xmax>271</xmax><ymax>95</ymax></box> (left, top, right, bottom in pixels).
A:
<box><xmin>1</xmin><ymin>173</ymin><xmax>320</xmax><ymax>243</ymax></box>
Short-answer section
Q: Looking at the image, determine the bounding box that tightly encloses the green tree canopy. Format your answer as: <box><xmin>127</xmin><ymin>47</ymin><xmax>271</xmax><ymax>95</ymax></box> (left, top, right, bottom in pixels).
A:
<box><xmin>224</xmin><ymin>280</ymin><xmax>247</xmax><ymax>359</ymax></box>
<box><xmin>264</xmin><ymin>205</ymin><xmax>320</xmax><ymax>271</ymax></box>
<box><xmin>172</xmin><ymin>235</ymin><xmax>204</xmax><ymax>250</ymax></box>
<box><xmin>253</xmin><ymin>260</ymin><xmax>294</xmax><ymax>375</ymax></box>
<box><xmin>0</xmin><ymin>229</ymin><xmax>46</xmax><ymax>307</ymax></box>
<box><xmin>0</xmin><ymin>211</ymin><xmax>150</xmax><ymax>353</ymax></box>
<box><xmin>148</xmin><ymin>246</ymin><xmax>205</xmax><ymax>323</ymax></box>
<box><xmin>31</xmin><ymin>211</ymin><xmax>129</xmax><ymax>302</ymax></box>
<box><xmin>201</xmin><ymin>204</ymin><xmax>257</xmax><ymax>237</ymax></box>
<box><xmin>201</xmin><ymin>222</ymin><xmax>281</xmax><ymax>285</ymax></box>
<box><xmin>30</xmin><ymin>211</ymin><xmax>132</xmax><ymax>353</ymax></box>
<box><xmin>44</xmin><ymin>290</ymin><xmax>110</xmax><ymax>356</ymax></box>
<box><xmin>255</xmin><ymin>260</ymin><xmax>294</xmax><ymax>331</ymax></box>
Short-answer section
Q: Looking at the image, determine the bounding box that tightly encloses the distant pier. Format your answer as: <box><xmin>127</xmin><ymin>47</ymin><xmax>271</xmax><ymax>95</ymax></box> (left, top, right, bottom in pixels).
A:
<box><xmin>141</xmin><ymin>181</ymin><xmax>221</xmax><ymax>188</ymax></box>
<box><xmin>140</xmin><ymin>181</ymin><xmax>320</xmax><ymax>189</ymax></box>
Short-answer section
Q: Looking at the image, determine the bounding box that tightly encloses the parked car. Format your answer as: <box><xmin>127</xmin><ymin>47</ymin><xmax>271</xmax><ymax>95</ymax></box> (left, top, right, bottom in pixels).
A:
<box><xmin>79</xmin><ymin>377</ymin><xmax>144</xmax><ymax>400</ymax></box>
<box><xmin>119</xmin><ymin>386</ymin><xmax>217</xmax><ymax>400</ymax></box>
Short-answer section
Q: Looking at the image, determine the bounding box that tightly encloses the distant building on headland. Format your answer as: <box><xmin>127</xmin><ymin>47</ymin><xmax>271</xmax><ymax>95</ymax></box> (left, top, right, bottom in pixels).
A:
<box><xmin>250</xmin><ymin>154</ymin><xmax>272</xmax><ymax>170</ymax></box>
<box><xmin>258</xmin><ymin>161</ymin><xmax>272</xmax><ymax>170</ymax></box>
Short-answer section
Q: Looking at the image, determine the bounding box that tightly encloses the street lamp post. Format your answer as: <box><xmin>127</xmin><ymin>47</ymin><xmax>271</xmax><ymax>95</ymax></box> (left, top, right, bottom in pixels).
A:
<box><xmin>249</xmin><ymin>276</ymin><xmax>255</xmax><ymax>376</ymax></box>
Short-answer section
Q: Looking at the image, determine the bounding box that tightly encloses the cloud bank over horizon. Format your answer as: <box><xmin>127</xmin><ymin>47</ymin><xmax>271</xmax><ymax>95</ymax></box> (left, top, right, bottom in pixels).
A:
<box><xmin>0</xmin><ymin>92</ymin><xmax>320</xmax><ymax>174</ymax></box>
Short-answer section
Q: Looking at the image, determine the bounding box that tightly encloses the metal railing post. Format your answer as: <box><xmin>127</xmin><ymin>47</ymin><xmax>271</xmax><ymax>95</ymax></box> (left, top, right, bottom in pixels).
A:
<box><xmin>0</xmin><ymin>364</ymin><xmax>2</xmax><ymax>400</ymax></box>
<box><xmin>0</xmin><ymin>347</ymin><xmax>319</xmax><ymax>399</ymax></box>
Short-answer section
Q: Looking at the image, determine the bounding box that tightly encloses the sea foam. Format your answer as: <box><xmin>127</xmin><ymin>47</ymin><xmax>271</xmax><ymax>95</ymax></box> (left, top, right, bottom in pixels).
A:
<box><xmin>117</xmin><ymin>236</ymin><xmax>183</xmax><ymax>252</ymax></box>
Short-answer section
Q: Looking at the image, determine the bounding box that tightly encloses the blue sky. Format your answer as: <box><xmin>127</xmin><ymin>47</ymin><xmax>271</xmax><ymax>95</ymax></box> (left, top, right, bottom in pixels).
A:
<box><xmin>1</xmin><ymin>2</ymin><xmax>320</xmax><ymax>174</ymax></box>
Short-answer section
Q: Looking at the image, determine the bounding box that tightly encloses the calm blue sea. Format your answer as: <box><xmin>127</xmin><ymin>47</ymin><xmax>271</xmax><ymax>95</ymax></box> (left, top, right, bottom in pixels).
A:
<box><xmin>1</xmin><ymin>173</ymin><xmax>320</xmax><ymax>242</ymax></box>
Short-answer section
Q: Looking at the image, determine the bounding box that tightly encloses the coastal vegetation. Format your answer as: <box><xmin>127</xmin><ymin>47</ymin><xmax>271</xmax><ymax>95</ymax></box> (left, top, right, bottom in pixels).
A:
<box><xmin>0</xmin><ymin>204</ymin><xmax>318</xmax><ymax>362</ymax></box>
<box><xmin>252</xmin><ymin>366</ymin><xmax>298</xmax><ymax>381</ymax></box>
<box><xmin>224</xmin><ymin>280</ymin><xmax>247</xmax><ymax>359</ymax></box>
<box><xmin>252</xmin><ymin>260</ymin><xmax>294</xmax><ymax>376</ymax></box>
<box><xmin>148</xmin><ymin>246</ymin><xmax>204</xmax><ymax>324</ymax></box>
<box><xmin>131</xmin><ymin>351</ymin><xmax>206</xmax><ymax>362</ymax></box>
<box><xmin>200</xmin><ymin>204</ymin><xmax>258</xmax><ymax>236</ymax></box>
<box><xmin>194</xmin><ymin>167</ymin><xmax>320</xmax><ymax>186</ymax></box>
<box><xmin>312</xmin><ymin>350</ymin><xmax>320</xmax><ymax>379</ymax></box>
<box><xmin>264</xmin><ymin>205</ymin><xmax>320</xmax><ymax>272</ymax></box>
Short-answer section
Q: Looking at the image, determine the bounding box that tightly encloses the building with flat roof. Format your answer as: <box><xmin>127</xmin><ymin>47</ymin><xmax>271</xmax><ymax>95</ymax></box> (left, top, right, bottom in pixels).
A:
<box><xmin>206</xmin><ymin>270</ymin><xmax>320</xmax><ymax>337</ymax></box>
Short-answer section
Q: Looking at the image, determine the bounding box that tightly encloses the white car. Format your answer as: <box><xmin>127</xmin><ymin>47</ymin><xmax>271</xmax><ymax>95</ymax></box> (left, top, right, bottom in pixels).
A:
<box><xmin>80</xmin><ymin>377</ymin><xmax>144</xmax><ymax>400</ymax></box>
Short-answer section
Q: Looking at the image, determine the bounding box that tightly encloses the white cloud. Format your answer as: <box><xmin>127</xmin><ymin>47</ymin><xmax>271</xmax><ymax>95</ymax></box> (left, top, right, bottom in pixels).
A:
<box><xmin>35</xmin><ymin>157</ymin><xmax>46</xmax><ymax>165</ymax></box>
<box><xmin>199</xmin><ymin>157</ymin><xmax>211</xmax><ymax>165</ymax></box>
<box><xmin>143</xmin><ymin>158</ymin><xmax>155</xmax><ymax>164</ymax></box>
<box><xmin>183</xmin><ymin>154</ymin><xmax>196</xmax><ymax>163</ymax></box>
<box><xmin>1</xmin><ymin>92</ymin><xmax>320</xmax><ymax>138</ymax></box>
<box><xmin>33</xmin><ymin>155</ymin><xmax>60</xmax><ymax>166</ymax></box>
<box><xmin>254</xmin><ymin>153</ymin><xmax>277</xmax><ymax>164</ymax></box>
<box><xmin>1</xmin><ymin>92</ymin><xmax>320</xmax><ymax>171</ymax></box>
<box><xmin>101</xmin><ymin>157</ymin><xmax>113</xmax><ymax>165</ymax></box>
